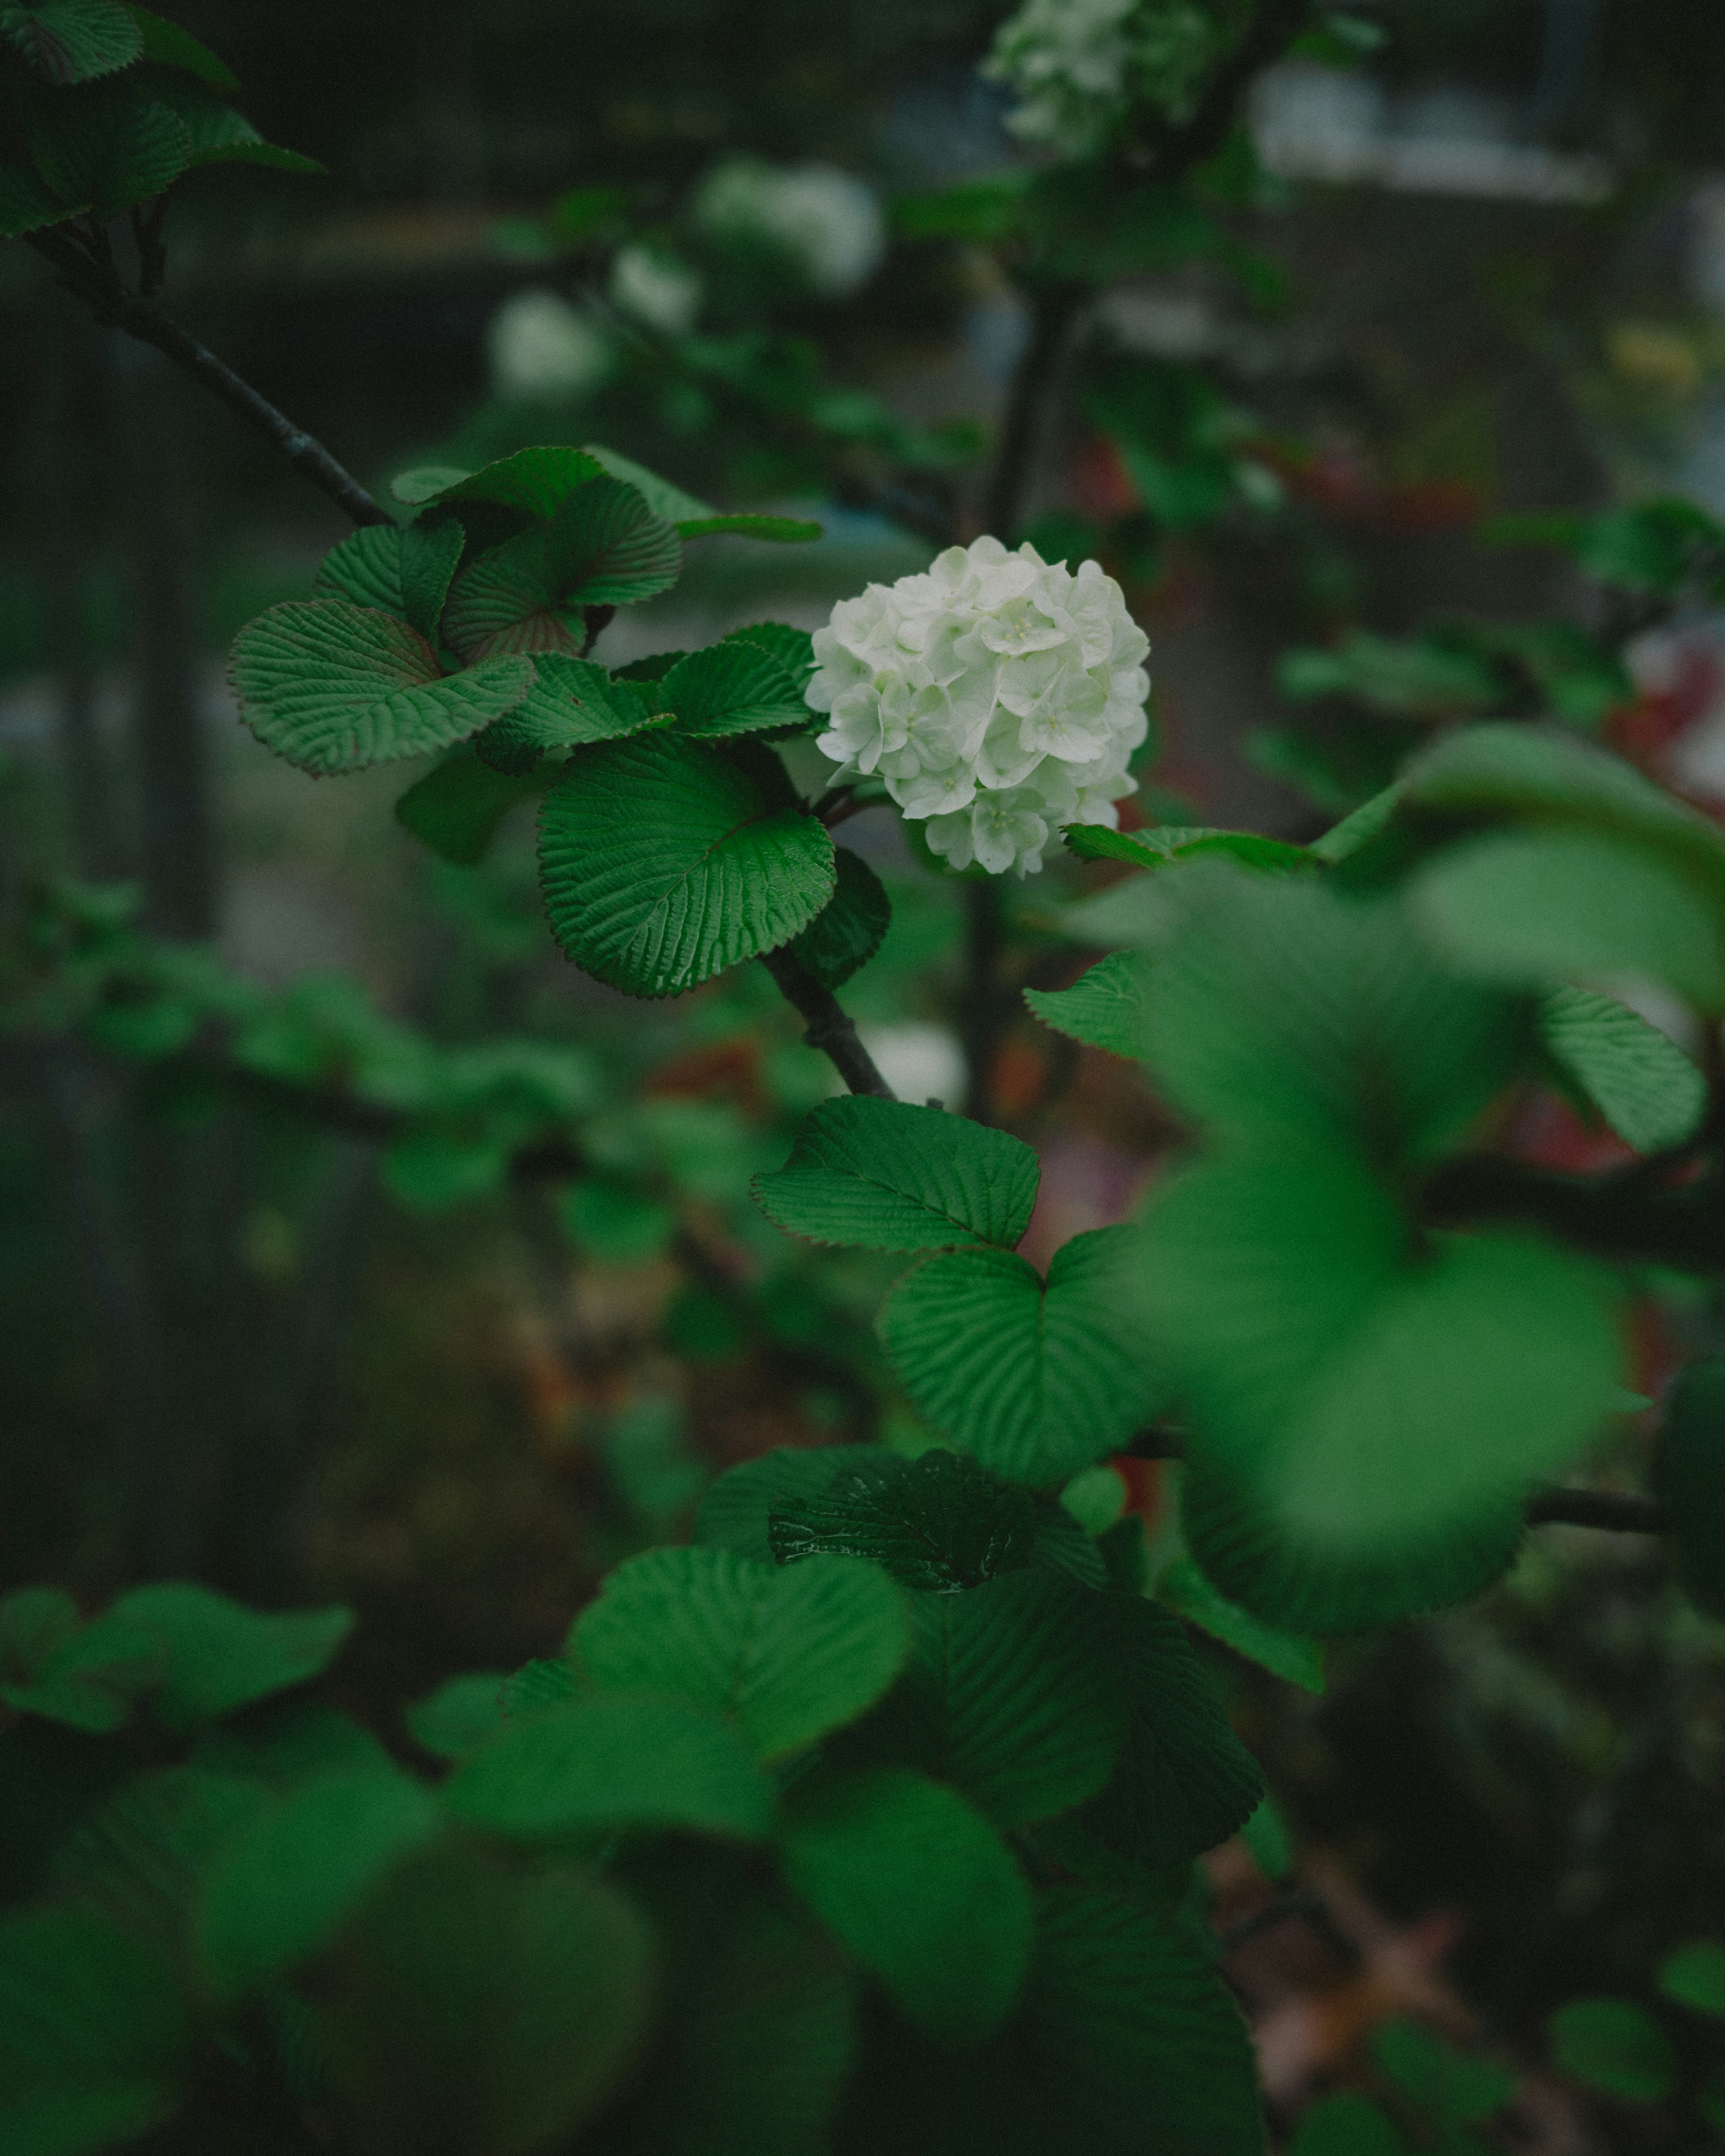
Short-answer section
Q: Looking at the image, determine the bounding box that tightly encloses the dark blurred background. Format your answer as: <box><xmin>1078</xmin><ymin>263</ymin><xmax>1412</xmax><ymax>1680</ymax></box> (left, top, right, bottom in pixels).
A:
<box><xmin>7</xmin><ymin>4</ymin><xmax>1725</xmax><ymax>2135</ymax></box>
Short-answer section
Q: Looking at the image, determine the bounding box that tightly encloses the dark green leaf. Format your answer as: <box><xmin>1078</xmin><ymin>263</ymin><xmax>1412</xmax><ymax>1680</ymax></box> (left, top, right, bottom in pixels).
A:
<box><xmin>123</xmin><ymin>6</ymin><xmax>236</xmax><ymax>90</ymax></box>
<box><xmin>724</xmin><ymin>620</ymin><xmax>817</xmax><ymax>686</ymax></box>
<box><xmin>1156</xmin><ymin>1554</ymin><xmax>1325</xmax><ymax>1692</ymax></box>
<box><xmin>766</xmin><ymin>1447</ymin><xmax>1104</xmax><ymax>1593</ymax></box>
<box><xmin>571</xmin><ymin>1546</ymin><xmax>909</xmax><ymax>1761</ymax></box>
<box><xmin>394</xmin><ymin>744</ymin><xmax>546</xmax><ymax>866</ymax></box>
<box><xmin>1657</xmin><ymin>1940</ymin><xmax>1725</xmax><ymax>2018</ymax></box>
<box><xmin>1029</xmin><ymin>1887</ymin><xmax>1265</xmax><ymax>2156</ymax></box>
<box><xmin>679</xmin><ymin>513</ymin><xmax>823</xmax><ymax>542</ymax></box>
<box><xmin>443</xmin><ymin>479</ymin><xmax>681</xmax><ymax>658</ymax></box>
<box><xmin>49</xmin><ymin>1767</ymin><xmax>267</xmax><ymax>1954</ymax></box>
<box><xmin>442</xmin><ymin>1691</ymin><xmax>775</xmax><ymax>1842</ymax></box>
<box><xmin>0</xmin><ymin>1904</ymin><xmax>188</xmax><ymax>2156</ymax></box>
<box><xmin>538</xmin><ymin>734</ymin><xmax>835</xmax><ymax>997</ymax></box>
<box><xmin>0</xmin><ymin>1608</ymin><xmax>162</xmax><ymax>1733</ymax></box>
<box><xmin>230</xmin><ymin>601</ymin><xmax>533</xmax><ymax>774</ymax></box>
<box><xmin>877</xmin><ymin>1227</ymin><xmax>1160</xmax><ymax>1488</ymax></box>
<box><xmin>322</xmin><ymin>1844</ymin><xmax>657</xmax><ymax>2156</ymax></box>
<box><xmin>1080</xmin><ymin>1596</ymin><xmax>1263</xmax><ymax>1864</ymax></box>
<box><xmin>662</xmin><ymin>641</ymin><xmax>810</xmax><ymax>739</ymax></box>
<box><xmin>780</xmin><ymin>1767</ymin><xmax>1032</xmax><ymax>2043</ymax></box>
<box><xmin>893</xmin><ymin>1569</ymin><xmax>1125</xmax><ymax>1826</ymax></box>
<box><xmin>1064</xmin><ymin>824</ymin><xmax>1315</xmax><ymax>875</ymax></box>
<box><xmin>583</xmin><ymin>442</ymin><xmax>714</xmax><ymax>523</ymax></box>
<box><xmin>192</xmin><ymin>1698</ymin><xmax>390</xmax><ymax>1789</ymax></box>
<box><xmin>694</xmin><ymin>1446</ymin><xmax>889</xmax><ymax>1567</ymax></box>
<box><xmin>1653</xmin><ymin>1357</ymin><xmax>1725</xmax><ymax>1619</ymax></box>
<box><xmin>783</xmin><ymin>846</ymin><xmax>891</xmax><ymax>989</ymax></box>
<box><xmin>1372</xmin><ymin>2018</ymin><xmax>1516</xmax><ymax>2123</ymax></box>
<box><xmin>108</xmin><ymin>1584</ymin><xmax>352</xmax><ymax>1731</ymax></box>
<box><xmin>28</xmin><ymin>93</ymin><xmax>190</xmax><ymax>218</ymax></box>
<box><xmin>196</xmin><ymin>1767</ymin><xmax>443</xmax><ymax>2003</ymax></box>
<box><xmin>473</xmin><ymin>654</ymin><xmax>665</xmax><ymax>774</ymax></box>
<box><xmin>1537</xmin><ymin>986</ymin><xmax>1705</xmax><ymax>1153</ymax></box>
<box><xmin>754</xmin><ymin>1096</ymin><xmax>1039</xmax><ymax>1254</ymax></box>
<box><xmin>312</xmin><ymin>519</ymin><xmax>462</xmax><ymax>644</ymax></box>
<box><xmin>1547</xmin><ymin>1997</ymin><xmax>1674</xmax><ymax>2102</ymax></box>
<box><xmin>393</xmin><ymin>445</ymin><xmax>605</xmax><ymax>518</ymax></box>
<box><xmin>0</xmin><ymin>159</ymin><xmax>80</xmax><ymax>235</ymax></box>
<box><xmin>3</xmin><ymin>0</ymin><xmax>140</xmax><ymax>84</ymax></box>
<box><xmin>1290</xmin><ymin>2094</ymin><xmax>1407</xmax><ymax>2156</ymax></box>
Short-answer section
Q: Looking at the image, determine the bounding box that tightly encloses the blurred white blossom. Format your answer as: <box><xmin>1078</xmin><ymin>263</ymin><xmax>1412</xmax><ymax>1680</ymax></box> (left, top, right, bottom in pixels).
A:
<box><xmin>694</xmin><ymin>159</ymin><xmax>886</xmax><ymax>297</ymax></box>
<box><xmin>807</xmin><ymin>537</ymin><xmax>1150</xmax><ymax>877</ymax></box>
<box><xmin>983</xmin><ymin>0</ymin><xmax>1230</xmax><ymax>161</ymax></box>
<box><xmin>608</xmin><ymin>245</ymin><xmax>704</xmax><ymax>336</ymax></box>
<box><xmin>486</xmin><ymin>288</ymin><xmax>614</xmax><ymax>400</ymax></box>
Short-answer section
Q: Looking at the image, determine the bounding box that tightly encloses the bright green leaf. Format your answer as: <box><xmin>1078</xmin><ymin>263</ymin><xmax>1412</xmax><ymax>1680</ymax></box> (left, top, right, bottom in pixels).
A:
<box><xmin>753</xmin><ymin>1096</ymin><xmax>1039</xmax><ymax>1254</ymax></box>
<box><xmin>538</xmin><ymin>735</ymin><xmax>835</xmax><ymax>997</ymax></box>
<box><xmin>779</xmin><ymin>1767</ymin><xmax>1032</xmax><ymax>2044</ymax></box>
<box><xmin>662</xmin><ymin>641</ymin><xmax>811</xmax><ymax>739</ymax></box>
<box><xmin>877</xmin><ymin>1227</ymin><xmax>1160</xmax><ymax>1488</ymax></box>
<box><xmin>571</xmin><ymin>1546</ymin><xmax>909</xmax><ymax>1761</ymax></box>
<box><xmin>442</xmin><ymin>1691</ymin><xmax>774</xmax><ymax>1842</ymax></box>
<box><xmin>1241</xmin><ymin>1796</ymin><xmax>1294</xmax><ymax>1883</ymax></box>
<box><xmin>1026</xmin><ymin>950</ymin><xmax>1151</xmax><ymax>1059</ymax></box>
<box><xmin>311</xmin><ymin>519</ymin><xmax>462</xmax><ymax>644</ymax></box>
<box><xmin>230</xmin><ymin>601</ymin><xmax>533</xmax><ymax>774</ymax></box>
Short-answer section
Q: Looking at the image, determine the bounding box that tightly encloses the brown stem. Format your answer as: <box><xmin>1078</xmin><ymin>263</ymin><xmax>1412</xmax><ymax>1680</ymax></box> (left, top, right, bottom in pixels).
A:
<box><xmin>760</xmin><ymin>946</ymin><xmax>896</xmax><ymax>1099</ymax></box>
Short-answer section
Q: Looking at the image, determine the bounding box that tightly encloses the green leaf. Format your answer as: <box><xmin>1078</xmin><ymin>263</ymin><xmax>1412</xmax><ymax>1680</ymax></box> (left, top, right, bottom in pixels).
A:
<box><xmin>558</xmin><ymin>1176</ymin><xmax>673</xmax><ymax>1261</ymax></box>
<box><xmin>230</xmin><ymin>601</ymin><xmax>533</xmax><ymax>774</ymax></box>
<box><xmin>1064</xmin><ymin>824</ymin><xmax>1314</xmax><ymax>876</ymax></box>
<box><xmin>0</xmin><ymin>1905</ymin><xmax>187</xmax><ymax>2156</ymax></box>
<box><xmin>49</xmin><ymin>1767</ymin><xmax>268</xmax><ymax>1956</ymax></box>
<box><xmin>1241</xmin><ymin>1796</ymin><xmax>1294</xmax><ymax>1883</ymax></box>
<box><xmin>404</xmin><ymin>1674</ymin><xmax>508</xmax><ymax>1761</ymax></box>
<box><xmin>1653</xmin><ymin>1357</ymin><xmax>1725</xmax><ymax>1620</ymax></box>
<box><xmin>661</xmin><ymin>641</ymin><xmax>811</xmax><ymax>739</ymax></box>
<box><xmin>192</xmin><ymin>1698</ymin><xmax>390</xmax><ymax>1789</ymax></box>
<box><xmin>1279</xmin><ymin>631</ymin><xmax>1503</xmax><ymax>719</ymax></box>
<box><xmin>753</xmin><ymin>1096</ymin><xmax>1039</xmax><ymax>1255</ymax></box>
<box><xmin>1026</xmin><ymin>950</ymin><xmax>1151</xmax><ymax>1059</ymax></box>
<box><xmin>500</xmin><ymin>1656</ymin><xmax>579</xmax><ymax>1719</ymax></box>
<box><xmin>1080</xmin><ymin>1596</ymin><xmax>1262</xmax><ymax>1864</ymax></box>
<box><xmin>107</xmin><ymin>1585</ymin><xmax>352</xmax><ymax>1731</ymax></box>
<box><xmin>472</xmin><ymin>653</ymin><xmax>665</xmax><ymax>774</ymax></box>
<box><xmin>1373</xmin><ymin>2018</ymin><xmax>1515</xmax><ymax>2123</ymax></box>
<box><xmin>1290</xmin><ymin>2094</ymin><xmax>1407</xmax><ymax>2156</ymax></box>
<box><xmin>3</xmin><ymin>0</ymin><xmax>140</xmax><ymax>84</ymax></box>
<box><xmin>765</xmin><ymin>1447</ymin><xmax>1105</xmax><ymax>1593</ymax></box>
<box><xmin>1411</xmin><ymin>828</ymin><xmax>1725</xmax><ymax>1012</ymax></box>
<box><xmin>1405</xmin><ymin>721</ymin><xmax>1725</xmax><ymax>898</ymax></box>
<box><xmin>1029</xmin><ymin>1888</ymin><xmax>1265</xmax><ymax>2156</ymax></box>
<box><xmin>877</xmin><ymin>1227</ymin><xmax>1159</xmax><ymax>1488</ymax></box>
<box><xmin>1137</xmin><ymin>875</ymin><xmax>1519</xmax><ymax>1160</ymax></box>
<box><xmin>394</xmin><ymin>445</ymin><xmax>605</xmax><ymax>518</ymax></box>
<box><xmin>1547</xmin><ymin>1997</ymin><xmax>1675</xmax><ymax>2102</ymax></box>
<box><xmin>583</xmin><ymin>442</ymin><xmax>715</xmax><ymax>524</ymax></box>
<box><xmin>321</xmin><ymin>1844</ymin><xmax>657</xmax><ymax>2156</ymax></box>
<box><xmin>724</xmin><ymin>621</ymin><xmax>817</xmax><ymax>687</ymax></box>
<box><xmin>28</xmin><ymin>93</ymin><xmax>190</xmax><ymax>218</ymax></box>
<box><xmin>571</xmin><ymin>1546</ymin><xmax>909</xmax><ymax>1761</ymax></box>
<box><xmin>695</xmin><ymin>1445</ymin><xmax>889</xmax><ymax>1566</ymax></box>
<box><xmin>1536</xmin><ymin>985</ymin><xmax>1706</xmax><ymax>1153</ymax></box>
<box><xmin>1156</xmin><ymin>1553</ymin><xmax>1325</xmax><ymax>1693</ymax></box>
<box><xmin>312</xmin><ymin>519</ymin><xmax>462</xmax><ymax>644</ymax></box>
<box><xmin>443</xmin><ymin>479</ymin><xmax>682</xmax><ymax>658</ymax></box>
<box><xmin>1657</xmin><ymin>1940</ymin><xmax>1725</xmax><ymax>2017</ymax></box>
<box><xmin>538</xmin><ymin>735</ymin><xmax>835</xmax><ymax>997</ymax></box>
<box><xmin>196</xmin><ymin>1767</ymin><xmax>442</xmax><ymax>2003</ymax></box>
<box><xmin>123</xmin><ymin>7</ymin><xmax>236</xmax><ymax>90</ymax></box>
<box><xmin>783</xmin><ymin>846</ymin><xmax>891</xmax><ymax>989</ymax></box>
<box><xmin>0</xmin><ymin>1587</ymin><xmax>79</xmax><ymax>1681</ymax></box>
<box><xmin>891</xmin><ymin>1569</ymin><xmax>1125</xmax><ymax>1826</ymax></box>
<box><xmin>678</xmin><ymin>513</ymin><xmax>823</xmax><ymax>542</ymax></box>
<box><xmin>442</xmin><ymin>1691</ymin><xmax>775</xmax><ymax>1842</ymax></box>
<box><xmin>0</xmin><ymin>1609</ymin><xmax>163</xmax><ymax>1733</ymax></box>
<box><xmin>779</xmin><ymin>1767</ymin><xmax>1032</xmax><ymax>2043</ymax></box>
<box><xmin>394</xmin><ymin>744</ymin><xmax>546</xmax><ymax>866</ymax></box>
<box><xmin>0</xmin><ymin>160</ymin><xmax>80</xmax><ymax>235</ymax></box>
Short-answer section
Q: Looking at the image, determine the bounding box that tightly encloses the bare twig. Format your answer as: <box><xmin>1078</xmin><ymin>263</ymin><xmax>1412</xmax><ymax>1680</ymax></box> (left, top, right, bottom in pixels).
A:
<box><xmin>760</xmin><ymin>946</ymin><xmax>896</xmax><ymax>1099</ymax></box>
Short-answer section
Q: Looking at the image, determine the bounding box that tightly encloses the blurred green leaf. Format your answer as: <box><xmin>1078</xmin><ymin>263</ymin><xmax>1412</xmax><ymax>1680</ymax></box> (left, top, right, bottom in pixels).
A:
<box><xmin>1536</xmin><ymin>986</ymin><xmax>1705</xmax><ymax>1153</ymax></box>
<box><xmin>403</xmin><ymin>1674</ymin><xmax>508</xmax><ymax>1762</ymax></box>
<box><xmin>1657</xmin><ymin>1940</ymin><xmax>1725</xmax><ymax>2017</ymax></box>
<box><xmin>1290</xmin><ymin>2093</ymin><xmax>1408</xmax><ymax>2156</ymax></box>
<box><xmin>394</xmin><ymin>744</ymin><xmax>547</xmax><ymax>866</ymax></box>
<box><xmin>1372</xmin><ymin>2018</ymin><xmax>1516</xmax><ymax>2122</ymax></box>
<box><xmin>4</xmin><ymin>0</ymin><xmax>141</xmax><ymax>85</ymax></box>
<box><xmin>1547</xmin><ymin>1997</ymin><xmax>1675</xmax><ymax>2101</ymax></box>
<box><xmin>1156</xmin><ymin>1553</ymin><xmax>1325</xmax><ymax>1692</ymax></box>
<box><xmin>109</xmin><ymin>1584</ymin><xmax>352</xmax><ymax>1731</ymax></box>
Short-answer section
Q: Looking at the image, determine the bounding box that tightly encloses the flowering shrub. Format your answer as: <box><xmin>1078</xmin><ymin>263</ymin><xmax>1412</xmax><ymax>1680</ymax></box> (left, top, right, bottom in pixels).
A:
<box><xmin>984</xmin><ymin>0</ymin><xmax>1239</xmax><ymax>158</ymax></box>
<box><xmin>806</xmin><ymin>537</ymin><xmax>1150</xmax><ymax>874</ymax></box>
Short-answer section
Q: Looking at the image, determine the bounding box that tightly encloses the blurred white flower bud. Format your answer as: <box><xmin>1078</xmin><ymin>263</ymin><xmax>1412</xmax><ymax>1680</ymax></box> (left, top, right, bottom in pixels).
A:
<box><xmin>609</xmin><ymin>245</ymin><xmax>704</xmax><ymax>336</ymax></box>
<box><xmin>486</xmin><ymin>288</ymin><xmax>614</xmax><ymax>400</ymax></box>
<box><xmin>806</xmin><ymin>537</ymin><xmax>1150</xmax><ymax>877</ymax></box>
<box><xmin>983</xmin><ymin>0</ymin><xmax>1226</xmax><ymax>161</ymax></box>
<box><xmin>694</xmin><ymin>159</ymin><xmax>886</xmax><ymax>297</ymax></box>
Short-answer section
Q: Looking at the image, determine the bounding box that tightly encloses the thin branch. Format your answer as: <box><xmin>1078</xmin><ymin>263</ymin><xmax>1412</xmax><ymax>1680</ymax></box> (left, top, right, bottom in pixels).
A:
<box><xmin>24</xmin><ymin>232</ymin><xmax>390</xmax><ymax>530</ymax></box>
<box><xmin>760</xmin><ymin>946</ymin><xmax>897</xmax><ymax>1099</ymax></box>
<box><xmin>1526</xmin><ymin>1487</ymin><xmax>1668</xmax><ymax>1534</ymax></box>
<box><xmin>981</xmin><ymin>278</ymin><xmax>1088</xmax><ymax>542</ymax></box>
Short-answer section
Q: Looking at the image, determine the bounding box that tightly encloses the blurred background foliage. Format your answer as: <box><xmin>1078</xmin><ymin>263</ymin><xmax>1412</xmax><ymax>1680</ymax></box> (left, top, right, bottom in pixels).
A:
<box><xmin>9</xmin><ymin>0</ymin><xmax>1725</xmax><ymax>2144</ymax></box>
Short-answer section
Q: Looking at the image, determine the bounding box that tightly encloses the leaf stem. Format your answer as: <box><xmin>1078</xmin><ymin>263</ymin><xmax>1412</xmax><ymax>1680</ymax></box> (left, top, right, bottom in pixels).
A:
<box><xmin>760</xmin><ymin>945</ymin><xmax>896</xmax><ymax>1098</ymax></box>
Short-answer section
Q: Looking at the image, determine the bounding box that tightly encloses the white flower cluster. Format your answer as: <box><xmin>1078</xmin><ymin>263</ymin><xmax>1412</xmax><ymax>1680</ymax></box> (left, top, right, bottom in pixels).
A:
<box><xmin>806</xmin><ymin>538</ymin><xmax>1150</xmax><ymax>877</ymax></box>
<box><xmin>608</xmin><ymin>245</ymin><xmax>704</xmax><ymax>337</ymax></box>
<box><xmin>983</xmin><ymin>0</ymin><xmax>1228</xmax><ymax>161</ymax></box>
<box><xmin>487</xmin><ymin>289</ymin><xmax>614</xmax><ymax>400</ymax></box>
<box><xmin>694</xmin><ymin>159</ymin><xmax>886</xmax><ymax>298</ymax></box>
